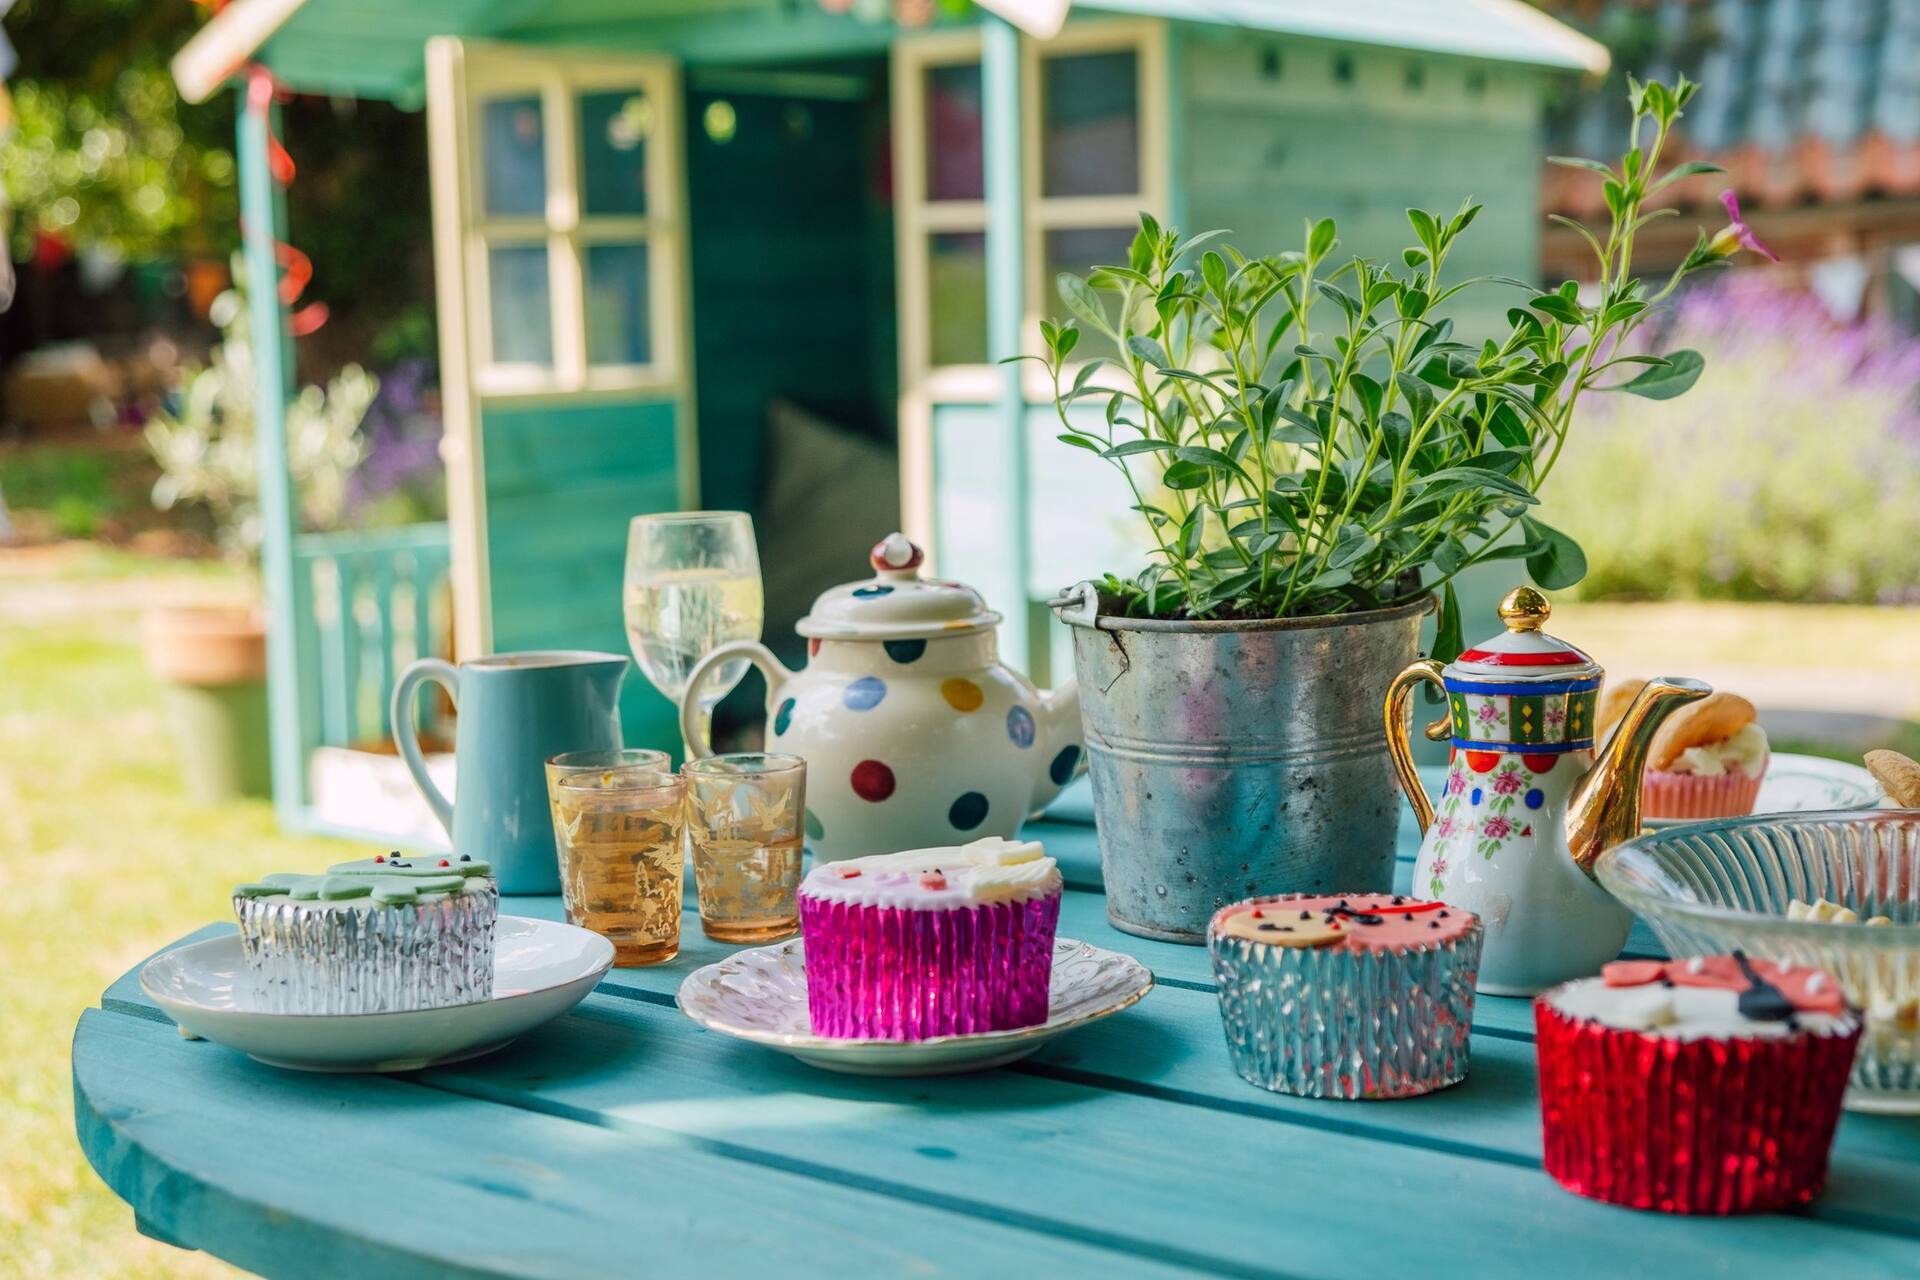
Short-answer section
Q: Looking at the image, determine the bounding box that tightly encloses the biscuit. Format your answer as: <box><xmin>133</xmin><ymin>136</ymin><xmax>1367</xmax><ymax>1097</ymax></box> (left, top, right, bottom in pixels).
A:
<box><xmin>1595</xmin><ymin>676</ymin><xmax>1648</xmax><ymax>744</ymax></box>
<box><xmin>1649</xmin><ymin>691</ymin><xmax>1757</xmax><ymax>770</ymax></box>
<box><xmin>1865</xmin><ymin>749</ymin><xmax>1920</xmax><ymax>808</ymax></box>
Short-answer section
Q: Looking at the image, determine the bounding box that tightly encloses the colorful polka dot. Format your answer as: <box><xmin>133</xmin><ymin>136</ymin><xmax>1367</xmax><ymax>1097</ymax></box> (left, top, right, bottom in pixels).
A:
<box><xmin>884</xmin><ymin>638</ymin><xmax>927</xmax><ymax>664</ymax></box>
<box><xmin>773</xmin><ymin>697</ymin><xmax>795</xmax><ymax>736</ymax></box>
<box><xmin>843</xmin><ymin>676</ymin><xmax>887</xmax><ymax>711</ymax></box>
<box><xmin>1006</xmin><ymin>705</ymin><xmax>1036</xmax><ymax>748</ymax></box>
<box><xmin>852</xmin><ymin>585</ymin><xmax>894</xmax><ymax>598</ymax></box>
<box><xmin>804</xmin><ymin>807</ymin><xmax>824</xmax><ymax>840</ymax></box>
<box><xmin>1525</xmin><ymin>788</ymin><xmax>1545</xmax><ymax>810</ymax></box>
<box><xmin>1470</xmin><ymin>787</ymin><xmax>1484</xmax><ymax>805</ymax></box>
<box><xmin>1466</xmin><ymin>750</ymin><xmax>1501</xmax><ymax>774</ymax></box>
<box><xmin>851</xmin><ymin>760</ymin><xmax>896</xmax><ymax>802</ymax></box>
<box><xmin>1049</xmin><ymin>745</ymin><xmax>1080</xmax><ymax>786</ymax></box>
<box><xmin>948</xmin><ymin>791</ymin><xmax>990</xmax><ymax>830</ymax></box>
<box><xmin>1522</xmin><ymin>753</ymin><xmax>1561</xmax><ymax>775</ymax></box>
<box><xmin>941</xmin><ymin>677</ymin><xmax>984</xmax><ymax>712</ymax></box>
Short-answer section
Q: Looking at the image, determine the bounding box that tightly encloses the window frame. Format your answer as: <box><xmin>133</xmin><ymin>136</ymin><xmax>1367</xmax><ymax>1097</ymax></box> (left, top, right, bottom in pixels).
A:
<box><xmin>461</xmin><ymin>49</ymin><xmax>684</xmax><ymax>399</ymax></box>
<box><xmin>892</xmin><ymin>20</ymin><xmax>1167</xmax><ymax>399</ymax></box>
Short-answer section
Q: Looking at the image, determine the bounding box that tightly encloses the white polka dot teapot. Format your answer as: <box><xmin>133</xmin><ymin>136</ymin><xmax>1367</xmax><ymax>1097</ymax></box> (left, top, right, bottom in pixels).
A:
<box><xmin>679</xmin><ymin>533</ymin><xmax>1083</xmax><ymax>863</ymax></box>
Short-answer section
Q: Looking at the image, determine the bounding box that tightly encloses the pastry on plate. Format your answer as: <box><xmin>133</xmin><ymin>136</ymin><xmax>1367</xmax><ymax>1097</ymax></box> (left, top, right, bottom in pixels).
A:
<box><xmin>233</xmin><ymin>852</ymin><xmax>497</xmax><ymax>1014</ymax></box>
<box><xmin>1208</xmin><ymin>893</ymin><xmax>1482</xmax><ymax>1099</ymax></box>
<box><xmin>1536</xmin><ymin>954</ymin><xmax>1859</xmax><ymax>1213</ymax></box>
<box><xmin>796</xmin><ymin>837</ymin><xmax>1061</xmax><ymax>1040</ymax></box>
<box><xmin>1600</xmin><ymin>683</ymin><xmax>1768</xmax><ymax>820</ymax></box>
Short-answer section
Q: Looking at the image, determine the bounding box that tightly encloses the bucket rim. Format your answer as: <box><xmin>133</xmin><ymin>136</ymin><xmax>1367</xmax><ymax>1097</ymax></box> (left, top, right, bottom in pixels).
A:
<box><xmin>1053</xmin><ymin>591</ymin><xmax>1435</xmax><ymax>634</ymax></box>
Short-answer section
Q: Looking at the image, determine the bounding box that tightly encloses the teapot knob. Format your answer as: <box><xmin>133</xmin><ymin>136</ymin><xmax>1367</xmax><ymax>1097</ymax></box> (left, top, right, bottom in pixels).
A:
<box><xmin>1498</xmin><ymin>586</ymin><xmax>1551</xmax><ymax>633</ymax></box>
<box><xmin>870</xmin><ymin>533</ymin><xmax>925</xmax><ymax>577</ymax></box>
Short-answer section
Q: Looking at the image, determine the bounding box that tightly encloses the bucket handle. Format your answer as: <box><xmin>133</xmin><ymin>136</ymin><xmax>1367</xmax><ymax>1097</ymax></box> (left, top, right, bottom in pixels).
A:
<box><xmin>1384</xmin><ymin>659</ymin><xmax>1451</xmax><ymax>834</ymax></box>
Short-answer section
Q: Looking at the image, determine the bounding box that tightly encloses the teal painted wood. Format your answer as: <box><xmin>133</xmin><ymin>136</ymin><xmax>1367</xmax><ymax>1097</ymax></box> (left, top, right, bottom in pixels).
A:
<box><xmin>1175</xmin><ymin>30</ymin><xmax>1543</xmax><ymax>340</ymax></box>
<box><xmin>238</xmin><ymin>93</ymin><xmax>311</xmax><ymax>825</ymax></box>
<box><xmin>479</xmin><ymin>398</ymin><xmax>682</xmax><ymax>751</ymax></box>
<box><xmin>982</xmin><ymin>17</ymin><xmax>1032</xmax><ymax>673</ymax></box>
<box><xmin>683</xmin><ymin>83</ymin><xmax>894</xmax><ymax>518</ymax></box>
<box><xmin>82</xmin><ymin>778</ymin><xmax>1920</xmax><ymax>1277</ymax></box>
<box><xmin>292</xmin><ymin>524</ymin><xmax>453</xmax><ymax>748</ymax></box>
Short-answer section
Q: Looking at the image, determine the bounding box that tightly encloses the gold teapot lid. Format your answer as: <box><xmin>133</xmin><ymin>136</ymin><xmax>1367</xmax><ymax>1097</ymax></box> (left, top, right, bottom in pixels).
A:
<box><xmin>1444</xmin><ymin>586</ymin><xmax>1601</xmax><ymax>684</ymax></box>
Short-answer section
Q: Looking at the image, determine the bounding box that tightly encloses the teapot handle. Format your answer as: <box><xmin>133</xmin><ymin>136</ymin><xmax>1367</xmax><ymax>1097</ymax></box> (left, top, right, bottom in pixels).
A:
<box><xmin>1383</xmin><ymin>659</ymin><xmax>1451</xmax><ymax>834</ymax></box>
<box><xmin>679</xmin><ymin>641</ymin><xmax>791</xmax><ymax>760</ymax></box>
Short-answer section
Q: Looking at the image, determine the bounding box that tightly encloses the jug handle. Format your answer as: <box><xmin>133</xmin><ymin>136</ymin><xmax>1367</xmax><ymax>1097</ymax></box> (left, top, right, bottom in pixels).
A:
<box><xmin>679</xmin><ymin>641</ymin><xmax>792</xmax><ymax>759</ymax></box>
<box><xmin>391</xmin><ymin>657</ymin><xmax>459</xmax><ymax>837</ymax></box>
<box><xmin>1383</xmin><ymin>659</ymin><xmax>1450</xmax><ymax>834</ymax></box>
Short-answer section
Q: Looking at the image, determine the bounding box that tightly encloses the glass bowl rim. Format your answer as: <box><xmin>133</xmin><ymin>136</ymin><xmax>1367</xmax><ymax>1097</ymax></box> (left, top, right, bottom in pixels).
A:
<box><xmin>1595</xmin><ymin>806</ymin><xmax>1920</xmax><ymax>946</ymax></box>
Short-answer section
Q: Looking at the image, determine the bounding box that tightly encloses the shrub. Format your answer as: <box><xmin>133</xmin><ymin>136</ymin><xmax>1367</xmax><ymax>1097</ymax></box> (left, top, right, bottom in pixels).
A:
<box><xmin>1547</xmin><ymin>273</ymin><xmax>1920</xmax><ymax>604</ymax></box>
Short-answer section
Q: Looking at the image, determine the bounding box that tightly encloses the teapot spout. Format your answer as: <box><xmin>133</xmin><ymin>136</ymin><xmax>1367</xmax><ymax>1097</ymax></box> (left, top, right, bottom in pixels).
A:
<box><xmin>1565</xmin><ymin>676</ymin><xmax>1711</xmax><ymax>877</ymax></box>
<box><xmin>1034</xmin><ymin>677</ymin><xmax>1084</xmax><ymax>799</ymax></box>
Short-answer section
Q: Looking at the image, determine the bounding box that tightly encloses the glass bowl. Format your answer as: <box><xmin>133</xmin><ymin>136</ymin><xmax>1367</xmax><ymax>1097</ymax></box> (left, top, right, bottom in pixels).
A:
<box><xmin>1595</xmin><ymin>809</ymin><xmax>1920</xmax><ymax>1113</ymax></box>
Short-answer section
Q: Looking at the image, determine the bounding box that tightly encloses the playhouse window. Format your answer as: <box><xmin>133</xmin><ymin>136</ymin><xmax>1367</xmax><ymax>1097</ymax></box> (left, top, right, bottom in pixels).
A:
<box><xmin>898</xmin><ymin>22</ymin><xmax>1158</xmax><ymax>379</ymax></box>
<box><xmin>466</xmin><ymin>62</ymin><xmax>680</xmax><ymax>396</ymax></box>
<box><xmin>1041</xmin><ymin>51</ymin><xmax>1139</xmax><ymax>198</ymax></box>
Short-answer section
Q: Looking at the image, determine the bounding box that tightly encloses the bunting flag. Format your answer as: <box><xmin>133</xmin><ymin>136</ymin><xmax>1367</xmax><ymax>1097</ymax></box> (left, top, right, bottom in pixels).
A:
<box><xmin>235</xmin><ymin>54</ymin><xmax>327</xmax><ymax>335</ymax></box>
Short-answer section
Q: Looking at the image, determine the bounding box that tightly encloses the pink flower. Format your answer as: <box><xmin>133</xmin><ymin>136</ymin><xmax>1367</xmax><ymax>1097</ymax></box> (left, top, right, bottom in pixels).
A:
<box><xmin>1435</xmin><ymin>816</ymin><xmax>1457</xmax><ymax>839</ymax></box>
<box><xmin>1482</xmin><ymin>814</ymin><xmax>1513</xmax><ymax>840</ymax></box>
<box><xmin>1709</xmin><ymin>191</ymin><xmax>1779</xmax><ymax>263</ymax></box>
<box><xmin>1545</xmin><ymin>705</ymin><xmax>1567</xmax><ymax>729</ymax></box>
<box><xmin>1476</xmin><ymin>702</ymin><xmax>1499</xmax><ymax>726</ymax></box>
<box><xmin>1431</xmin><ymin>858</ymin><xmax>1448</xmax><ymax>877</ymax></box>
<box><xmin>1446</xmin><ymin>770</ymin><xmax>1465</xmax><ymax>796</ymax></box>
<box><xmin>1492</xmin><ymin>769</ymin><xmax>1523</xmax><ymax>796</ymax></box>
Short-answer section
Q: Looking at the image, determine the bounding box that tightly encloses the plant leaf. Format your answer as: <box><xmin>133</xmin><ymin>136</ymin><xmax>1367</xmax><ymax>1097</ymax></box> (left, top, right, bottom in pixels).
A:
<box><xmin>1520</xmin><ymin>516</ymin><xmax>1588</xmax><ymax>589</ymax></box>
<box><xmin>1057</xmin><ymin>273</ymin><xmax>1107</xmax><ymax>331</ymax></box>
<box><xmin>1430</xmin><ymin>581</ymin><xmax>1465</xmax><ymax>664</ymax></box>
<box><xmin>1057</xmin><ymin>433</ymin><xmax>1101</xmax><ymax>454</ymax></box>
<box><xmin>1616</xmin><ymin>349</ymin><xmax>1704</xmax><ymax>400</ymax></box>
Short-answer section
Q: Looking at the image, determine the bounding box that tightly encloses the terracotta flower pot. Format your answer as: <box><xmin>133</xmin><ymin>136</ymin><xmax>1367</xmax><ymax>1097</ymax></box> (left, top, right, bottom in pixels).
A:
<box><xmin>141</xmin><ymin>605</ymin><xmax>272</xmax><ymax>803</ymax></box>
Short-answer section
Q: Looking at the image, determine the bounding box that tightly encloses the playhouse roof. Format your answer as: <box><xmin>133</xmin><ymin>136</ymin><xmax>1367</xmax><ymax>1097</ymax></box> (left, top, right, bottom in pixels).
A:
<box><xmin>177</xmin><ymin>0</ymin><xmax>1605</xmax><ymax>106</ymax></box>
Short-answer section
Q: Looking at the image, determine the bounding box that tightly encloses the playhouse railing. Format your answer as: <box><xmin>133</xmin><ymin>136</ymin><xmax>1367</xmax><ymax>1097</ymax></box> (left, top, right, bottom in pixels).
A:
<box><xmin>290</xmin><ymin>522</ymin><xmax>453</xmax><ymax>751</ymax></box>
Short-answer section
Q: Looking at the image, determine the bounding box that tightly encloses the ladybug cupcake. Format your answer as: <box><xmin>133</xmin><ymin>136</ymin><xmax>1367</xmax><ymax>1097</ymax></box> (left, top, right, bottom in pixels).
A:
<box><xmin>1536</xmin><ymin>954</ymin><xmax>1861</xmax><ymax>1214</ymax></box>
<box><xmin>1208</xmin><ymin>893</ymin><xmax>1483</xmax><ymax>1099</ymax></box>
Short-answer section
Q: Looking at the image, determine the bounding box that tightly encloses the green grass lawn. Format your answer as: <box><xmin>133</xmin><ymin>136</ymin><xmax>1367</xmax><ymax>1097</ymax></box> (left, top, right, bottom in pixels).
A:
<box><xmin>0</xmin><ymin>546</ymin><xmax>375</xmax><ymax>1280</ymax></box>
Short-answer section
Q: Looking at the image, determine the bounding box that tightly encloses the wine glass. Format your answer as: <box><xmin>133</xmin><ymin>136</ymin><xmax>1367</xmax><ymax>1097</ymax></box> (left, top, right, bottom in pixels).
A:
<box><xmin>624</xmin><ymin>511</ymin><xmax>764</xmax><ymax>755</ymax></box>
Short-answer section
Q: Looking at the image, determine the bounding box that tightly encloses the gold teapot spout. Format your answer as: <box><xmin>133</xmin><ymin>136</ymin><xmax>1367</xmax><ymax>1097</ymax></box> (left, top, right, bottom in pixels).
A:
<box><xmin>1565</xmin><ymin>676</ymin><xmax>1712</xmax><ymax>877</ymax></box>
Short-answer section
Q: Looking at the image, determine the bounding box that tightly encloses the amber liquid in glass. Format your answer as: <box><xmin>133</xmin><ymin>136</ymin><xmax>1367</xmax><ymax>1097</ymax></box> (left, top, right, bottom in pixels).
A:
<box><xmin>552</xmin><ymin>790</ymin><xmax>684</xmax><ymax>965</ymax></box>
<box><xmin>690</xmin><ymin>831</ymin><xmax>804</xmax><ymax>942</ymax></box>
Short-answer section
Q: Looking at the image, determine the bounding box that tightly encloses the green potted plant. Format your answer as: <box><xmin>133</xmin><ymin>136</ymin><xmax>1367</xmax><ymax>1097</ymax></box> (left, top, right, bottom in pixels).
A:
<box><xmin>1034</xmin><ymin>77</ymin><xmax>1775</xmax><ymax>941</ymax></box>
<box><xmin>142</xmin><ymin>269</ymin><xmax>375</xmax><ymax>802</ymax></box>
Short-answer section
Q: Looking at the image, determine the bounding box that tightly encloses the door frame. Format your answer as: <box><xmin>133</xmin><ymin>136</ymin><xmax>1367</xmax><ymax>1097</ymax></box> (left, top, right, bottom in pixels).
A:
<box><xmin>425</xmin><ymin>36</ymin><xmax>696</xmax><ymax>658</ymax></box>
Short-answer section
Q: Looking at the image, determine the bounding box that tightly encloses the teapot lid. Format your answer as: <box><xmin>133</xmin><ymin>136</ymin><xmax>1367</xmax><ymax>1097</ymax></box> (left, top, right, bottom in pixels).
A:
<box><xmin>796</xmin><ymin>534</ymin><xmax>1002</xmax><ymax>641</ymax></box>
<box><xmin>1444</xmin><ymin>587</ymin><xmax>1601</xmax><ymax>684</ymax></box>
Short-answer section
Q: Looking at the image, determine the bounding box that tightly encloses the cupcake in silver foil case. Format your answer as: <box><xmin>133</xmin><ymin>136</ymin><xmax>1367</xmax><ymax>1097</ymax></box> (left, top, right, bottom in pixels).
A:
<box><xmin>233</xmin><ymin>858</ymin><xmax>498</xmax><ymax>1014</ymax></box>
<box><xmin>1207</xmin><ymin>892</ymin><xmax>1483</xmax><ymax>1100</ymax></box>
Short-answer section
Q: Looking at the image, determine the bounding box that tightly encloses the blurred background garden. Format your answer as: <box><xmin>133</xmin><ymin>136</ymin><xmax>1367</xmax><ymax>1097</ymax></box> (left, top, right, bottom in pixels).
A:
<box><xmin>4</xmin><ymin>0</ymin><xmax>1919</xmax><ymax>1275</ymax></box>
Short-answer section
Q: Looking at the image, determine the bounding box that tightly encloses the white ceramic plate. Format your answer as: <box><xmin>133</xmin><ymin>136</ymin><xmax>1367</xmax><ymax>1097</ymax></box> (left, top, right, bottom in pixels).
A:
<box><xmin>140</xmin><ymin>916</ymin><xmax>614</xmax><ymax>1073</ymax></box>
<box><xmin>1644</xmin><ymin>752</ymin><xmax>1885</xmax><ymax>830</ymax></box>
<box><xmin>676</xmin><ymin>937</ymin><xmax>1153</xmax><ymax>1076</ymax></box>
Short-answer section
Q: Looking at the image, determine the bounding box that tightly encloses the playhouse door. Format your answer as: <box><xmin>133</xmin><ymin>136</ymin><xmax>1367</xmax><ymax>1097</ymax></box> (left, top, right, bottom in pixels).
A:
<box><xmin>424</xmin><ymin>38</ymin><xmax>694</xmax><ymax>747</ymax></box>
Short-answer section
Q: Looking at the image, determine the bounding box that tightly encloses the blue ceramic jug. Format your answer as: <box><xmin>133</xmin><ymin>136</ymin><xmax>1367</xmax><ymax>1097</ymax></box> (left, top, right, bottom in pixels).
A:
<box><xmin>393</xmin><ymin>651</ymin><xmax>628</xmax><ymax>894</ymax></box>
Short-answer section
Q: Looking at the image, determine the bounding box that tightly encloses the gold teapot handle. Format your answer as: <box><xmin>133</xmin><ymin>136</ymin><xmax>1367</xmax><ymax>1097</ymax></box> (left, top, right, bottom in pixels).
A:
<box><xmin>1384</xmin><ymin>659</ymin><xmax>1450</xmax><ymax>834</ymax></box>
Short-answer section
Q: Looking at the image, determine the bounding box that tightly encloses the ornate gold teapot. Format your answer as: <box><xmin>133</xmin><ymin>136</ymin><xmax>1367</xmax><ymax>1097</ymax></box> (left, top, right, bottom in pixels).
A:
<box><xmin>1385</xmin><ymin>587</ymin><xmax>1708</xmax><ymax>994</ymax></box>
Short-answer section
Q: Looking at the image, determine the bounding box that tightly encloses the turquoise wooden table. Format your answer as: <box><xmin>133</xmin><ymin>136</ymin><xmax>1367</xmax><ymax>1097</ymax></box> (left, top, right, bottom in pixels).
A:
<box><xmin>75</xmin><ymin>776</ymin><xmax>1920</xmax><ymax>1278</ymax></box>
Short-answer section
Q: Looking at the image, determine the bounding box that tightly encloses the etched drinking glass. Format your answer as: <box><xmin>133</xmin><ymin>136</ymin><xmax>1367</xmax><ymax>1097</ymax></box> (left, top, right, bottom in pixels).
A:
<box><xmin>551</xmin><ymin>766</ymin><xmax>686</xmax><ymax>966</ymax></box>
<box><xmin>545</xmin><ymin>748</ymin><xmax>672</xmax><ymax>823</ymax></box>
<box><xmin>682</xmin><ymin>752</ymin><xmax>806</xmax><ymax>943</ymax></box>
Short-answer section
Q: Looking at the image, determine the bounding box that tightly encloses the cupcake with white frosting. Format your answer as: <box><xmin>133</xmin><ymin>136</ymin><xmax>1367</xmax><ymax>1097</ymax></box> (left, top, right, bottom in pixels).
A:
<box><xmin>797</xmin><ymin>837</ymin><xmax>1061</xmax><ymax>1039</ymax></box>
<box><xmin>1536</xmin><ymin>954</ymin><xmax>1860</xmax><ymax>1214</ymax></box>
<box><xmin>233</xmin><ymin>852</ymin><xmax>497</xmax><ymax>1014</ymax></box>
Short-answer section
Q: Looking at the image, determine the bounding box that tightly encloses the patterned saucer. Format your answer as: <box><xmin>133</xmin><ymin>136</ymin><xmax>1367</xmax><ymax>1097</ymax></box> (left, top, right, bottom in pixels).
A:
<box><xmin>676</xmin><ymin>937</ymin><xmax>1153</xmax><ymax>1076</ymax></box>
<box><xmin>1643</xmin><ymin>753</ymin><xmax>1885</xmax><ymax>830</ymax></box>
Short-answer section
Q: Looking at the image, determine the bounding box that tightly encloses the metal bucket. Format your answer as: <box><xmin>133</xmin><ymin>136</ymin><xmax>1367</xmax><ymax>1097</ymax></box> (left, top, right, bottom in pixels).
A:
<box><xmin>1053</xmin><ymin>586</ymin><xmax>1433</xmax><ymax>943</ymax></box>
